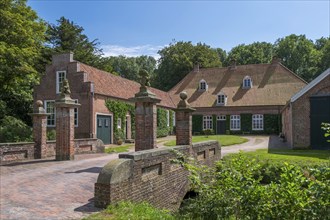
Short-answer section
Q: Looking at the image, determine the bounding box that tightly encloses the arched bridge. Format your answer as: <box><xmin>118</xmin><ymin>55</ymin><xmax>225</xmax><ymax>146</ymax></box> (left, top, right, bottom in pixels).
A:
<box><xmin>94</xmin><ymin>140</ymin><xmax>221</xmax><ymax>211</ymax></box>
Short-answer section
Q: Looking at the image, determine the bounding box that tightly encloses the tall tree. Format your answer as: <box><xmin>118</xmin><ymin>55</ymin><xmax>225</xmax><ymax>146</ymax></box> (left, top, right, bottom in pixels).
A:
<box><xmin>274</xmin><ymin>34</ymin><xmax>321</xmax><ymax>82</ymax></box>
<box><xmin>0</xmin><ymin>0</ymin><xmax>46</xmax><ymax>123</ymax></box>
<box><xmin>154</xmin><ymin>41</ymin><xmax>221</xmax><ymax>91</ymax></box>
<box><xmin>98</xmin><ymin>55</ymin><xmax>156</xmax><ymax>82</ymax></box>
<box><xmin>315</xmin><ymin>37</ymin><xmax>330</xmax><ymax>75</ymax></box>
<box><xmin>46</xmin><ymin>16</ymin><xmax>103</xmax><ymax>67</ymax></box>
<box><xmin>225</xmin><ymin>42</ymin><xmax>273</xmax><ymax>66</ymax></box>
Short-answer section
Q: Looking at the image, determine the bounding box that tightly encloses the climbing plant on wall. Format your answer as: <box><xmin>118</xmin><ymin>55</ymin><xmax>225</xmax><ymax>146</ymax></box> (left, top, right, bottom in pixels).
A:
<box><xmin>105</xmin><ymin>99</ymin><xmax>135</xmax><ymax>142</ymax></box>
<box><xmin>157</xmin><ymin>108</ymin><xmax>174</xmax><ymax>137</ymax></box>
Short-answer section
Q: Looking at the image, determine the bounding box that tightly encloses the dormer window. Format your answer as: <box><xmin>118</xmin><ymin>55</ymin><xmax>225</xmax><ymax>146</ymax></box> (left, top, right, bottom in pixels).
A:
<box><xmin>243</xmin><ymin>76</ymin><xmax>252</xmax><ymax>89</ymax></box>
<box><xmin>217</xmin><ymin>92</ymin><xmax>227</xmax><ymax>106</ymax></box>
<box><xmin>199</xmin><ymin>79</ymin><xmax>208</xmax><ymax>91</ymax></box>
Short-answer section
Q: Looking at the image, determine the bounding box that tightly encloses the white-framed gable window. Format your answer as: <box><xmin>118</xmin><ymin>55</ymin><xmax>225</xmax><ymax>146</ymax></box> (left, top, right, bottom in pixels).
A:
<box><xmin>217</xmin><ymin>92</ymin><xmax>227</xmax><ymax>106</ymax></box>
<box><xmin>199</xmin><ymin>79</ymin><xmax>208</xmax><ymax>91</ymax></box>
<box><xmin>230</xmin><ymin>115</ymin><xmax>240</xmax><ymax>130</ymax></box>
<box><xmin>56</xmin><ymin>71</ymin><xmax>67</xmax><ymax>94</ymax></box>
<box><xmin>44</xmin><ymin>100</ymin><xmax>55</xmax><ymax>127</ymax></box>
<box><xmin>203</xmin><ymin>115</ymin><xmax>213</xmax><ymax>130</ymax></box>
<box><xmin>243</xmin><ymin>76</ymin><xmax>252</xmax><ymax>89</ymax></box>
<box><xmin>252</xmin><ymin>114</ymin><xmax>263</xmax><ymax>130</ymax></box>
<box><xmin>217</xmin><ymin>115</ymin><xmax>226</xmax><ymax>121</ymax></box>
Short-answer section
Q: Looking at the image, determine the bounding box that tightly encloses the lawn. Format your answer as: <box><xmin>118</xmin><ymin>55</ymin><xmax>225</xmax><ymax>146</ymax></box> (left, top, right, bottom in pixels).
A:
<box><xmin>163</xmin><ymin>135</ymin><xmax>248</xmax><ymax>147</ymax></box>
<box><xmin>225</xmin><ymin>149</ymin><xmax>330</xmax><ymax>164</ymax></box>
<box><xmin>104</xmin><ymin>144</ymin><xmax>133</xmax><ymax>153</ymax></box>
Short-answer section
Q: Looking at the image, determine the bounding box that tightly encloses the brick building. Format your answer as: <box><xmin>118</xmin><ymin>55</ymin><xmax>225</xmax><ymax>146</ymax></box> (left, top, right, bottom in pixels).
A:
<box><xmin>282</xmin><ymin>68</ymin><xmax>330</xmax><ymax>149</ymax></box>
<box><xmin>168</xmin><ymin>58</ymin><xmax>307</xmax><ymax>135</ymax></box>
<box><xmin>34</xmin><ymin>53</ymin><xmax>175</xmax><ymax>144</ymax></box>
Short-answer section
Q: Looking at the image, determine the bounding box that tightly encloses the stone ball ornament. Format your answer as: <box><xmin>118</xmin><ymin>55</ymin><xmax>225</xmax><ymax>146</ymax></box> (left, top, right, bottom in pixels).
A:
<box><xmin>180</xmin><ymin>91</ymin><xmax>188</xmax><ymax>100</ymax></box>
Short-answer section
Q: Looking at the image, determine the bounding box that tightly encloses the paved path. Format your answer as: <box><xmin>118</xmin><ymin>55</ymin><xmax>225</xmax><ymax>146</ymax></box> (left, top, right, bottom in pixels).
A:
<box><xmin>0</xmin><ymin>136</ymin><xmax>271</xmax><ymax>220</ymax></box>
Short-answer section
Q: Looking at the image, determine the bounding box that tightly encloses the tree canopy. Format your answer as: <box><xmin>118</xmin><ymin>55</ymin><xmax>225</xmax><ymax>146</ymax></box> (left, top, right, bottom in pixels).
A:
<box><xmin>46</xmin><ymin>16</ymin><xmax>103</xmax><ymax>68</ymax></box>
<box><xmin>153</xmin><ymin>41</ymin><xmax>222</xmax><ymax>91</ymax></box>
<box><xmin>0</xmin><ymin>0</ymin><xmax>46</xmax><ymax>123</ymax></box>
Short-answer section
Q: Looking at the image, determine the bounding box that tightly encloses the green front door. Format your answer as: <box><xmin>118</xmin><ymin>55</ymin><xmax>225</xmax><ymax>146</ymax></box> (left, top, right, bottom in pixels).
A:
<box><xmin>97</xmin><ymin>115</ymin><xmax>112</xmax><ymax>145</ymax></box>
<box><xmin>310</xmin><ymin>96</ymin><xmax>330</xmax><ymax>149</ymax></box>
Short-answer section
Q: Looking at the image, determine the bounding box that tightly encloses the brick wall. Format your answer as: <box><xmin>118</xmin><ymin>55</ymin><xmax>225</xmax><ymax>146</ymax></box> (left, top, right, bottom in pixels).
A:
<box><xmin>291</xmin><ymin>75</ymin><xmax>330</xmax><ymax>148</ymax></box>
<box><xmin>94</xmin><ymin>140</ymin><xmax>221</xmax><ymax>211</ymax></box>
<box><xmin>0</xmin><ymin>138</ymin><xmax>104</xmax><ymax>164</ymax></box>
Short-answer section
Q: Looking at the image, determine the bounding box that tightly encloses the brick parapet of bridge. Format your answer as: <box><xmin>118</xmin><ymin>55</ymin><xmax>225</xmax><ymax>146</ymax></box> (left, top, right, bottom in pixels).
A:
<box><xmin>94</xmin><ymin>140</ymin><xmax>221</xmax><ymax>210</ymax></box>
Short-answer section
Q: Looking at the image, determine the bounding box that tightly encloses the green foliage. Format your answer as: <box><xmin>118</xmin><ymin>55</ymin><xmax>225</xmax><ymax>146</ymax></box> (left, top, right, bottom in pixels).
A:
<box><xmin>225</xmin><ymin>42</ymin><xmax>273</xmax><ymax>66</ymax></box>
<box><xmin>192</xmin><ymin>115</ymin><xmax>203</xmax><ymax>134</ymax></box>
<box><xmin>105</xmin><ymin>99</ymin><xmax>134</xmax><ymax>142</ymax></box>
<box><xmin>46</xmin><ymin>16</ymin><xmax>103</xmax><ymax>68</ymax></box>
<box><xmin>164</xmin><ymin>135</ymin><xmax>248</xmax><ymax>147</ymax></box>
<box><xmin>178</xmin><ymin>151</ymin><xmax>330</xmax><ymax>220</ymax></box>
<box><xmin>321</xmin><ymin>122</ymin><xmax>330</xmax><ymax>142</ymax></box>
<box><xmin>0</xmin><ymin>116</ymin><xmax>32</xmax><ymax>142</ymax></box>
<box><xmin>99</xmin><ymin>55</ymin><xmax>157</xmax><ymax>82</ymax></box>
<box><xmin>157</xmin><ymin>108</ymin><xmax>172</xmax><ymax>137</ymax></box>
<box><xmin>202</xmin><ymin>129</ymin><xmax>214</xmax><ymax>137</ymax></box>
<box><xmin>104</xmin><ymin>144</ymin><xmax>132</xmax><ymax>154</ymax></box>
<box><xmin>241</xmin><ymin>113</ymin><xmax>252</xmax><ymax>133</ymax></box>
<box><xmin>85</xmin><ymin>201</ymin><xmax>174</xmax><ymax>220</ymax></box>
<box><xmin>154</xmin><ymin>41</ymin><xmax>222</xmax><ymax>91</ymax></box>
<box><xmin>264</xmin><ymin>114</ymin><xmax>281</xmax><ymax>134</ymax></box>
<box><xmin>0</xmin><ymin>0</ymin><xmax>46</xmax><ymax>124</ymax></box>
<box><xmin>47</xmin><ymin>129</ymin><xmax>56</xmax><ymax>141</ymax></box>
<box><xmin>274</xmin><ymin>34</ymin><xmax>321</xmax><ymax>82</ymax></box>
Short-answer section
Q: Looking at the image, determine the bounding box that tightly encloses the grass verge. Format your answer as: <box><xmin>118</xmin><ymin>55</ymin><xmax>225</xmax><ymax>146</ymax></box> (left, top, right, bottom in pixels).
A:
<box><xmin>164</xmin><ymin>135</ymin><xmax>248</xmax><ymax>147</ymax></box>
<box><xmin>104</xmin><ymin>144</ymin><xmax>133</xmax><ymax>153</ymax></box>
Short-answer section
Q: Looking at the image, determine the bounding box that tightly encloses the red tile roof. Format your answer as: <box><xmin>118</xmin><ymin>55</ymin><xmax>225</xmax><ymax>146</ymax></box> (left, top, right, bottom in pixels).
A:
<box><xmin>79</xmin><ymin>63</ymin><xmax>175</xmax><ymax>108</ymax></box>
<box><xmin>169</xmin><ymin>63</ymin><xmax>307</xmax><ymax>107</ymax></box>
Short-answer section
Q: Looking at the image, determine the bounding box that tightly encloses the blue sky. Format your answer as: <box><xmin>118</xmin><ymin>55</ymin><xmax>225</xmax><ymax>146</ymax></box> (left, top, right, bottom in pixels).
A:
<box><xmin>28</xmin><ymin>1</ymin><xmax>330</xmax><ymax>59</ymax></box>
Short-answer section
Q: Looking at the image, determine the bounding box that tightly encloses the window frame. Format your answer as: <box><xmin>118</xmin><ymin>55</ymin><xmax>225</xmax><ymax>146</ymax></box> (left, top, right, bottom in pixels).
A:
<box><xmin>117</xmin><ymin>118</ymin><xmax>122</xmax><ymax>129</ymax></box>
<box><xmin>217</xmin><ymin>92</ymin><xmax>227</xmax><ymax>106</ymax></box>
<box><xmin>56</xmin><ymin>71</ymin><xmax>67</xmax><ymax>94</ymax></box>
<box><xmin>230</xmin><ymin>115</ymin><xmax>241</xmax><ymax>131</ymax></box>
<box><xmin>252</xmin><ymin>114</ymin><xmax>264</xmax><ymax>131</ymax></box>
<box><xmin>217</xmin><ymin>115</ymin><xmax>226</xmax><ymax>121</ymax></box>
<box><xmin>44</xmin><ymin>100</ymin><xmax>56</xmax><ymax>127</ymax></box>
<box><xmin>166</xmin><ymin>110</ymin><xmax>170</xmax><ymax>127</ymax></box>
<box><xmin>203</xmin><ymin>115</ymin><xmax>213</xmax><ymax>130</ymax></box>
<box><xmin>199</xmin><ymin>79</ymin><xmax>208</xmax><ymax>91</ymax></box>
<box><xmin>243</xmin><ymin>76</ymin><xmax>252</xmax><ymax>89</ymax></box>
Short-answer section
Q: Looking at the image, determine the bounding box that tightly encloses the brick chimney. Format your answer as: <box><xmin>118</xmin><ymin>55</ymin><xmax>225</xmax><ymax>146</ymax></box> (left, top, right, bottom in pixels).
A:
<box><xmin>193</xmin><ymin>63</ymin><xmax>200</xmax><ymax>72</ymax></box>
<box><xmin>229</xmin><ymin>58</ymin><xmax>237</xmax><ymax>70</ymax></box>
<box><xmin>52</xmin><ymin>52</ymin><xmax>74</xmax><ymax>65</ymax></box>
<box><xmin>271</xmin><ymin>56</ymin><xmax>281</xmax><ymax>64</ymax></box>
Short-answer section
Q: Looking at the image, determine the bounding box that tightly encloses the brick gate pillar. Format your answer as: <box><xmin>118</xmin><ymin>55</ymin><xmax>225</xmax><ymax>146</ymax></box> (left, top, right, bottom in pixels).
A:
<box><xmin>130</xmin><ymin>70</ymin><xmax>160</xmax><ymax>151</ymax></box>
<box><xmin>55</xmin><ymin>79</ymin><xmax>80</xmax><ymax>160</ymax></box>
<box><xmin>30</xmin><ymin>100</ymin><xmax>50</xmax><ymax>159</ymax></box>
<box><xmin>175</xmin><ymin>92</ymin><xmax>196</xmax><ymax>146</ymax></box>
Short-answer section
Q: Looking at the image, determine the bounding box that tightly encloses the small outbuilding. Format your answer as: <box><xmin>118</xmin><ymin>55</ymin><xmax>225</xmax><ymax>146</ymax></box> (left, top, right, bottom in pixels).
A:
<box><xmin>282</xmin><ymin>68</ymin><xmax>330</xmax><ymax>149</ymax></box>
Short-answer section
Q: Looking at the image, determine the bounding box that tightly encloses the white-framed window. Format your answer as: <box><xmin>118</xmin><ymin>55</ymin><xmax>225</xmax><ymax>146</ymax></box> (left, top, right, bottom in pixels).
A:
<box><xmin>203</xmin><ymin>115</ymin><xmax>213</xmax><ymax>130</ymax></box>
<box><xmin>166</xmin><ymin>110</ymin><xmax>170</xmax><ymax>127</ymax></box>
<box><xmin>243</xmin><ymin>76</ymin><xmax>252</xmax><ymax>89</ymax></box>
<box><xmin>172</xmin><ymin>112</ymin><xmax>176</xmax><ymax>126</ymax></box>
<box><xmin>117</xmin><ymin>118</ymin><xmax>122</xmax><ymax>129</ymax></box>
<box><xmin>44</xmin><ymin>100</ymin><xmax>55</xmax><ymax>127</ymax></box>
<box><xmin>199</xmin><ymin>79</ymin><xmax>208</xmax><ymax>91</ymax></box>
<box><xmin>217</xmin><ymin>115</ymin><xmax>226</xmax><ymax>121</ymax></box>
<box><xmin>230</xmin><ymin>115</ymin><xmax>241</xmax><ymax>130</ymax></box>
<box><xmin>73</xmin><ymin>99</ymin><xmax>78</xmax><ymax>127</ymax></box>
<box><xmin>56</xmin><ymin>71</ymin><xmax>67</xmax><ymax>94</ymax></box>
<box><xmin>217</xmin><ymin>92</ymin><xmax>227</xmax><ymax>106</ymax></box>
<box><xmin>252</xmin><ymin>114</ymin><xmax>264</xmax><ymax>130</ymax></box>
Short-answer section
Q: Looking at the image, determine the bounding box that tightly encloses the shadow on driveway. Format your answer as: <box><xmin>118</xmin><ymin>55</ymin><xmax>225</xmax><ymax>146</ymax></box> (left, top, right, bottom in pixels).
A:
<box><xmin>65</xmin><ymin>167</ymin><xmax>102</xmax><ymax>174</ymax></box>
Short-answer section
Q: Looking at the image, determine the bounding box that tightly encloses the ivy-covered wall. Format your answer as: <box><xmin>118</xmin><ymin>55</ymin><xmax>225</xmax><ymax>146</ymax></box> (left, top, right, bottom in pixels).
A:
<box><xmin>105</xmin><ymin>100</ymin><xmax>135</xmax><ymax>142</ymax></box>
<box><xmin>192</xmin><ymin>115</ymin><xmax>203</xmax><ymax>134</ymax></box>
<box><xmin>106</xmin><ymin>99</ymin><xmax>174</xmax><ymax>141</ymax></box>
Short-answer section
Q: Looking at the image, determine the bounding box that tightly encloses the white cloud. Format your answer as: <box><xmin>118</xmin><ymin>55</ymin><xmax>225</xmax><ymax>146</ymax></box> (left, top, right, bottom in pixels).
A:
<box><xmin>101</xmin><ymin>44</ymin><xmax>165</xmax><ymax>60</ymax></box>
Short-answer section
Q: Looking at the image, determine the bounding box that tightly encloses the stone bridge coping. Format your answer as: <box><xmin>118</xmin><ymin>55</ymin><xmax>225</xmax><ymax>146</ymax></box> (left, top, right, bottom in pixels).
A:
<box><xmin>119</xmin><ymin>140</ymin><xmax>219</xmax><ymax>161</ymax></box>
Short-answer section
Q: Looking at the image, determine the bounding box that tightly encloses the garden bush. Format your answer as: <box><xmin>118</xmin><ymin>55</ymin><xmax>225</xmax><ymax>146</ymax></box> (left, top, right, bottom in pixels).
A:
<box><xmin>178</xmin><ymin>152</ymin><xmax>330</xmax><ymax>220</ymax></box>
<box><xmin>0</xmin><ymin>116</ymin><xmax>32</xmax><ymax>142</ymax></box>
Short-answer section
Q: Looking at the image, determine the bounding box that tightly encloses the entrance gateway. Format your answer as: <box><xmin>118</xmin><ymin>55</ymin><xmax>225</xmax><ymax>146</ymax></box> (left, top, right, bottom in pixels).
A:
<box><xmin>310</xmin><ymin>95</ymin><xmax>330</xmax><ymax>149</ymax></box>
<box><xmin>96</xmin><ymin>115</ymin><xmax>112</xmax><ymax>144</ymax></box>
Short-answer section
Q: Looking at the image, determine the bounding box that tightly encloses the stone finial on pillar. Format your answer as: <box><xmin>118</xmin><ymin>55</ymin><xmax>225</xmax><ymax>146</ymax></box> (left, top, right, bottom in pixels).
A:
<box><xmin>30</xmin><ymin>100</ymin><xmax>50</xmax><ymax>159</ymax></box>
<box><xmin>129</xmin><ymin>69</ymin><xmax>161</xmax><ymax>151</ymax></box>
<box><xmin>55</xmin><ymin>79</ymin><xmax>80</xmax><ymax>160</ymax></box>
<box><xmin>175</xmin><ymin>92</ymin><xmax>195</xmax><ymax>146</ymax></box>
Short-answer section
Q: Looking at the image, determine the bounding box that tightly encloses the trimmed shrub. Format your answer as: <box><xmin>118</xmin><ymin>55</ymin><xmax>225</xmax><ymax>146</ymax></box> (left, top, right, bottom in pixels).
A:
<box><xmin>0</xmin><ymin>116</ymin><xmax>32</xmax><ymax>142</ymax></box>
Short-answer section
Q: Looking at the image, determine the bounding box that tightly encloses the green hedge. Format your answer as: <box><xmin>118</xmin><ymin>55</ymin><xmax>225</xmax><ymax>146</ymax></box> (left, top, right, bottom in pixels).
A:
<box><xmin>192</xmin><ymin>115</ymin><xmax>203</xmax><ymax>134</ymax></box>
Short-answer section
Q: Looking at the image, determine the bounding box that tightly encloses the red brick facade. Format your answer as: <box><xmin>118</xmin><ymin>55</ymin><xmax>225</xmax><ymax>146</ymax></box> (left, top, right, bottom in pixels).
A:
<box><xmin>282</xmin><ymin>70</ymin><xmax>330</xmax><ymax>148</ymax></box>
